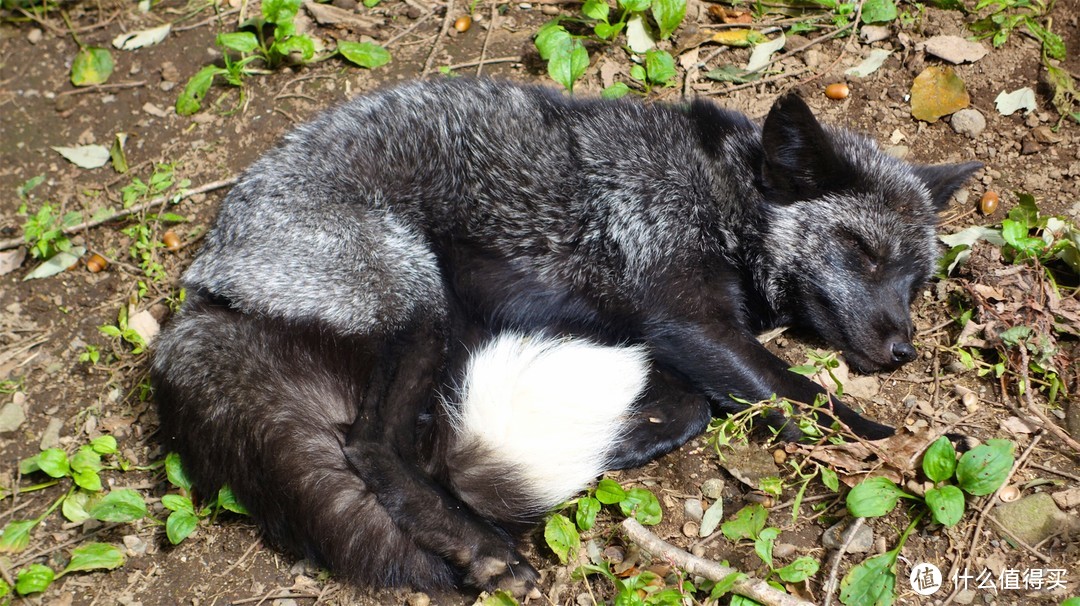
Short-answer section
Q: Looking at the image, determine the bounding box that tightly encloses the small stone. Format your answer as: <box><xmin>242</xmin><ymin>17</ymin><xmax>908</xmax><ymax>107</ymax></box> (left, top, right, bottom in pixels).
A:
<box><xmin>822</xmin><ymin>520</ymin><xmax>875</xmax><ymax>553</ymax></box>
<box><xmin>953</xmin><ymin>589</ymin><xmax>977</xmax><ymax>604</ymax></box>
<box><xmin>405</xmin><ymin>592</ymin><xmax>430</xmax><ymax>606</ymax></box>
<box><xmin>142</xmin><ymin>102</ymin><xmax>169</xmax><ymax>118</ymax></box>
<box><xmin>691</xmin><ymin>544</ymin><xmax>706</xmax><ymax>557</ymax></box>
<box><xmin>40</xmin><ymin>417</ymin><xmax>63</xmax><ymax>449</ymax></box>
<box><xmin>129</xmin><ymin>309</ymin><xmax>160</xmax><ymax>345</ymax></box>
<box><xmin>992</xmin><ymin>493</ymin><xmax>1078</xmax><ymax>545</ymax></box>
<box><xmin>27</xmin><ymin>28</ymin><xmax>43</xmax><ymax>44</ymax></box>
<box><xmin>950</xmin><ymin>108</ymin><xmax>986</xmax><ymax>139</ymax></box>
<box><xmin>160</xmin><ymin>61</ymin><xmax>179</xmax><ymax>83</ymax></box>
<box><xmin>923</xmin><ymin>35</ymin><xmax>988</xmax><ymax>64</ymax></box>
<box><xmin>1020</xmin><ymin>136</ymin><xmax>1042</xmax><ymax>155</ymax></box>
<box><xmin>682</xmin><ymin>521</ymin><xmax>699</xmax><ymax>537</ymax></box>
<box><xmin>123</xmin><ymin>534</ymin><xmax>148</xmax><ymax>556</ymax></box>
<box><xmin>0</xmin><ymin>393</ymin><xmax>27</xmax><ymax>433</ymax></box>
<box><xmin>406</xmin><ymin>6</ymin><xmax>421</xmax><ymax>18</ymax></box>
<box><xmin>602</xmin><ymin>545</ymin><xmax>625</xmax><ymax>564</ymax></box>
<box><xmin>271</xmin><ymin>600</ymin><xmax>297</xmax><ymax>606</ymax></box>
<box><xmin>700</xmin><ymin>478</ymin><xmax>725</xmax><ymax>499</ymax></box>
<box><xmin>683</xmin><ymin>498</ymin><xmax>704</xmax><ymax>522</ymax></box>
<box><xmin>1031</xmin><ymin>125</ymin><xmax>1062</xmax><ymax>144</ymax></box>
<box><xmin>772</xmin><ymin>542</ymin><xmax>796</xmax><ymax>559</ymax></box>
<box><xmin>860</xmin><ymin>25</ymin><xmax>890</xmax><ymax>44</ymax></box>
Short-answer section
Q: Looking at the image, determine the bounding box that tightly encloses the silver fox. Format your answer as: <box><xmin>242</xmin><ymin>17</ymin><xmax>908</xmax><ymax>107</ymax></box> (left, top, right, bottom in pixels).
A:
<box><xmin>151</xmin><ymin>78</ymin><xmax>981</xmax><ymax>595</ymax></box>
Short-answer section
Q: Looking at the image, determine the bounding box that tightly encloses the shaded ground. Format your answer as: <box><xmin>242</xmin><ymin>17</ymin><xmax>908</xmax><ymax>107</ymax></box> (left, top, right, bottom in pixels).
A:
<box><xmin>0</xmin><ymin>0</ymin><xmax>1078</xmax><ymax>604</ymax></box>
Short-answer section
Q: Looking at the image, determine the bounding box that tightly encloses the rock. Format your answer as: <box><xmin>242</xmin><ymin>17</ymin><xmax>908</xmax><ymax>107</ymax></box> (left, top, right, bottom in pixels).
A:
<box><xmin>40</xmin><ymin>417</ymin><xmax>63</xmax><ymax>450</ymax></box>
<box><xmin>27</xmin><ymin>28</ymin><xmax>43</xmax><ymax>44</ymax></box>
<box><xmin>160</xmin><ymin>61</ymin><xmax>179</xmax><ymax>83</ymax></box>
<box><xmin>992</xmin><ymin>493</ymin><xmax>1078</xmax><ymax>546</ymax></box>
<box><xmin>1031</xmin><ymin>125</ymin><xmax>1062</xmax><ymax>144</ymax></box>
<box><xmin>822</xmin><ymin>520</ymin><xmax>874</xmax><ymax>553</ymax></box>
<box><xmin>142</xmin><ymin>102</ymin><xmax>169</xmax><ymax>118</ymax></box>
<box><xmin>860</xmin><ymin>25</ymin><xmax>890</xmax><ymax>44</ymax></box>
<box><xmin>405</xmin><ymin>593</ymin><xmax>430</xmax><ymax>606</ymax></box>
<box><xmin>684</xmin><ymin>498</ymin><xmax>704</xmax><ymax>522</ymax></box>
<box><xmin>922</xmin><ymin>35</ymin><xmax>988</xmax><ymax>64</ymax></box>
<box><xmin>701</xmin><ymin>478</ymin><xmax>725</xmax><ymax>499</ymax></box>
<box><xmin>1020</xmin><ymin>136</ymin><xmax>1042</xmax><ymax>155</ymax></box>
<box><xmin>129</xmin><ymin>309</ymin><xmax>160</xmax><ymax>345</ymax></box>
<box><xmin>0</xmin><ymin>393</ymin><xmax>27</xmax><ymax>433</ymax></box>
<box><xmin>541</xmin><ymin>4</ymin><xmax>559</xmax><ymax>14</ymax></box>
<box><xmin>123</xmin><ymin>534</ymin><xmax>148</xmax><ymax>556</ymax></box>
<box><xmin>845</xmin><ymin>376</ymin><xmax>881</xmax><ymax>399</ymax></box>
<box><xmin>1052</xmin><ymin>488</ymin><xmax>1080</xmax><ymax>509</ymax></box>
<box><xmin>950</xmin><ymin>109</ymin><xmax>986</xmax><ymax>139</ymax></box>
<box><xmin>954</xmin><ymin>588</ymin><xmax>977</xmax><ymax>604</ymax></box>
<box><xmin>772</xmin><ymin>542</ymin><xmax>796</xmax><ymax>559</ymax></box>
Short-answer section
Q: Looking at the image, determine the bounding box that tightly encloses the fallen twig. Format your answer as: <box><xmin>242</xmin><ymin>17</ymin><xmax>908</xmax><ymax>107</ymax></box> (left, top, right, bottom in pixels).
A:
<box><xmin>445</xmin><ymin>55</ymin><xmax>522</xmax><ymax>71</ymax></box>
<box><xmin>58</xmin><ymin>80</ymin><xmax>147</xmax><ymax>96</ymax></box>
<box><xmin>621</xmin><ymin>518</ymin><xmax>814</xmax><ymax>606</ymax></box>
<box><xmin>821</xmin><ymin>517</ymin><xmax>864</xmax><ymax>606</ymax></box>
<box><xmin>1018</xmin><ymin>346</ymin><xmax>1080</xmax><ymax>453</ymax></box>
<box><xmin>422</xmin><ymin>1</ymin><xmax>457</xmax><ymax>77</ymax></box>
<box><xmin>0</xmin><ymin>178</ymin><xmax>237</xmax><ymax>252</ymax></box>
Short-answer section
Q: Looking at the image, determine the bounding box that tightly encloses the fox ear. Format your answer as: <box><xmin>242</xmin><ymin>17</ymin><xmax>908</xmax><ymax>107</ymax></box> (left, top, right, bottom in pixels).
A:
<box><xmin>912</xmin><ymin>161</ymin><xmax>983</xmax><ymax>211</ymax></box>
<box><xmin>760</xmin><ymin>94</ymin><xmax>851</xmax><ymax>203</ymax></box>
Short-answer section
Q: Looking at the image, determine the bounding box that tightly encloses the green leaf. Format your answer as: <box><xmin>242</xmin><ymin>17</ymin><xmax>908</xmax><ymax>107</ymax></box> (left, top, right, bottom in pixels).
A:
<box><xmin>217</xmin><ymin>486</ymin><xmax>249</xmax><ymax>515</ymax></box>
<box><xmin>1009</xmin><ymin>193</ymin><xmax>1040</xmax><ymax>228</ymax></box>
<box><xmin>754</xmin><ymin>526</ymin><xmax>780</xmax><ymax>568</ymax></box>
<box><xmin>72</xmin><ymin>445</ymin><xmax>103</xmax><ymax>474</ymax></box>
<box><xmin>999</xmin><ymin>325</ymin><xmax>1032</xmax><ymax>346</ymax></box>
<box><xmin>699</xmin><ymin>498</ymin><xmax>724</xmax><ymax>536</ymax></box>
<box><xmin>788</xmin><ymin>364</ymin><xmax>818</xmax><ymax>376</ymax></box>
<box><xmin>60</xmin><ymin>543</ymin><xmax>125</xmax><ymax>575</ymax></box>
<box><xmin>840</xmin><ymin>552</ymin><xmax>896</xmax><ymax>606</ymax></box>
<box><xmin>262</xmin><ymin>0</ymin><xmax>302</xmax><ymax>24</ymax></box>
<box><xmin>650</xmin><ymin>0</ymin><xmax>685</xmax><ymax>39</ymax></box>
<box><xmin>860</xmin><ymin>0</ymin><xmax>897</xmax><ymax>23</ymax></box>
<box><xmin>922</xmin><ymin>436</ymin><xmax>957</xmax><ymax>483</ymax></box>
<box><xmin>275</xmin><ymin>34</ymin><xmax>316</xmax><ymax>63</ymax></box>
<box><xmin>721</xmin><ymin>504</ymin><xmax>767</xmax><ymax>541</ymax></box>
<box><xmin>110</xmin><ymin>133</ymin><xmax>129</xmax><ymax>173</ymax></box>
<box><xmin>596</xmin><ymin>478</ymin><xmax>627</xmax><ymax>504</ymax></box>
<box><xmin>619</xmin><ymin>0</ymin><xmax>650</xmax><ymax>11</ymax></box>
<box><xmin>166</xmin><ymin>510</ymin><xmax>200</xmax><ymax>544</ymax></box>
<box><xmin>176</xmin><ymin>65</ymin><xmax>223</xmax><ymax>116</ymax></box>
<box><xmin>15</xmin><ymin>563</ymin><xmax>54</xmax><ymax>596</ymax></box>
<box><xmin>709</xmin><ymin>572</ymin><xmax>747</xmax><ymax>600</ymax></box>
<box><xmin>71</xmin><ymin>47</ymin><xmax>114</xmax><ymax>87</ymax></box>
<box><xmin>925</xmin><ymin>485</ymin><xmax>965</xmax><ymax>527</ymax></box>
<box><xmin>338</xmin><ymin>41</ymin><xmax>391</xmax><ymax>69</ymax></box>
<box><xmin>37</xmin><ymin>448</ymin><xmax>71</xmax><ymax>478</ymax></box>
<box><xmin>216</xmin><ymin>31</ymin><xmax>259</xmax><ymax>54</ymax></box>
<box><xmin>703</xmin><ymin>65</ymin><xmax>761</xmax><ymax>84</ymax></box>
<box><xmin>535</xmin><ymin>20</ymin><xmax>568</xmax><ymax>60</ymax></box>
<box><xmin>644</xmin><ymin>49</ymin><xmax>676</xmax><ymax>86</ymax></box>
<box><xmin>88</xmin><ymin>488</ymin><xmax>148</xmax><ymax>522</ymax></box>
<box><xmin>162</xmin><ymin>493</ymin><xmax>196</xmax><ymax>514</ymax></box>
<box><xmin>582</xmin><ymin>0</ymin><xmax>610</xmax><ymax>21</ymax></box>
<box><xmin>601</xmin><ymin>82</ymin><xmax>632</xmax><ymax>99</ymax></box>
<box><xmin>956</xmin><ymin>439</ymin><xmax>1014</xmax><ymax>496</ymax></box>
<box><xmin>90</xmin><ymin>435</ymin><xmax>119</xmax><ymax>455</ymax></box>
<box><xmin>629</xmin><ymin>63</ymin><xmax>646</xmax><ymax>82</ymax></box>
<box><xmin>576</xmin><ymin>496</ymin><xmax>600</xmax><ymax>530</ymax></box>
<box><xmin>544</xmin><ymin>513</ymin><xmax>579</xmax><ymax>564</ymax></box>
<box><xmin>548</xmin><ymin>38</ymin><xmax>589</xmax><ymax>92</ymax></box>
<box><xmin>99</xmin><ymin>325</ymin><xmax>123</xmax><ymax>338</ymax></box>
<box><xmin>594</xmin><ymin>21</ymin><xmax>624</xmax><ymax>39</ymax></box>
<box><xmin>776</xmin><ymin>556</ymin><xmax>820</xmax><ymax>583</ymax></box>
<box><xmin>0</xmin><ymin>520</ymin><xmax>36</xmax><ymax>553</ymax></box>
<box><xmin>846</xmin><ymin>476</ymin><xmax>908</xmax><ymax>518</ymax></box>
<box><xmin>0</xmin><ymin>577</ymin><xmax>9</xmax><ymax>599</ymax></box>
<box><xmin>480</xmin><ymin>590</ymin><xmax>521</xmax><ymax>606</ymax></box>
<box><xmin>619</xmin><ymin>487</ymin><xmax>662</xmax><ymax>525</ymax></box>
<box><xmin>165</xmin><ymin>452</ymin><xmax>193</xmax><ymax>491</ymax></box>
<box><xmin>821</xmin><ymin>467</ymin><xmax>840</xmax><ymax>492</ymax></box>
<box><xmin>62</xmin><ymin>490</ymin><xmax>92</xmax><ymax>523</ymax></box>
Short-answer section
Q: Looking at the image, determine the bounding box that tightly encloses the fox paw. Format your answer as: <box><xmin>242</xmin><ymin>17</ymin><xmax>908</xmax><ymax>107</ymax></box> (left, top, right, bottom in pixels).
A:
<box><xmin>464</xmin><ymin>553</ymin><xmax>540</xmax><ymax>599</ymax></box>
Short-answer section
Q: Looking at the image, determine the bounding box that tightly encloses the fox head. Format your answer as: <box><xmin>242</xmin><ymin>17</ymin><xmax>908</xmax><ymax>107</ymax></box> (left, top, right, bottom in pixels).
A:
<box><xmin>757</xmin><ymin>94</ymin><xmax>981</xmax><ymax>373</ymax></box>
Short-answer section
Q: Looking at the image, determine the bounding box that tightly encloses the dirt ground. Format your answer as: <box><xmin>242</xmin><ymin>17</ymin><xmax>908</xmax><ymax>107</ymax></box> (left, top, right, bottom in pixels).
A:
<box><xmin>0</xmin><ymin>0</ymin><xmax>1078</xmax><ymax>604</ymax></box>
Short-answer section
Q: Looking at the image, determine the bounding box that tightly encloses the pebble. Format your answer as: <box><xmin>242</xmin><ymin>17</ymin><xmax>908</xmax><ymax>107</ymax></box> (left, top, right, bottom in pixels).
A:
<box><xmin>1020</xmin><ymin>136</ymin><xmax>1042</xmax><ymax>155</ymax></box>
<box><xmin>684</xmin><ymin>498</ymin><xmax>704</xmax><ymax>522</ymax></box>
<box><xmin>691</xmin><ymin>544</ymin><xmax>706</xmax><ymax>557</ymax></box>
<box><xmin>822</xmin><ymin>520</ymin><xmax>874</xmax><ymax>553</ymax></box>
<box><xmin>541</xmin><ymin>4</ymin><xmax>560</xmax><ymax>14</ymax></box>
<box><xmin>27</xmin><ymin>28</ymin><xmax>43</xmax><ymax>44</ymax></box>
<box><xmin>0</xmin><ymin>393</ymin><xmax>27</xmax><ymax>433</ymax></box>
<box><xmin>700</xmin><ymin>478</ymin><xmax>725</xmax><ymax>499</ymax></box>
<box><xmin>40</xmin><ymin>417</ymin><xmax>63</xmax><ymax>449</ymax></box>
<box><xmin>950</xmin><ymin>108</ymin><xmax>986</xmax><ymax>139</ymax></box>
<box><xmin>405</xmin><ymin>592</ymin><xmax>430</xmax><ymax>606</ymax></box>
<box><xmin>123</xmin><ymin>534</ymin><xmax>149</xmax><ymax>556</ymax></box>
<box><xmin>859</xmin><ymin>25</ymin><xmax>890</xmax><ymax>44</ymax></box>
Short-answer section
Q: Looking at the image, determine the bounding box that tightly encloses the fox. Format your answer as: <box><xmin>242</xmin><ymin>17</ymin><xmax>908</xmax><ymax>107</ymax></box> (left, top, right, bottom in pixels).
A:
<box><xmin>150</xmin><ymin>78</ymin><xmax>981</xmax><ymax>596</ymax></box>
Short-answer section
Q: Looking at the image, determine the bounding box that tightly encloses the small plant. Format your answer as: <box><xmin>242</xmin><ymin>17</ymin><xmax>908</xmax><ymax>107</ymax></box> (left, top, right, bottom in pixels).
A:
<box><xmin>1</xmin><ymin>436</ymin><xmax>142</xmax><ymax>597</ymax></box>
<box><xmin>789</xmin><ymin>349</ymin><xmax>846</xmax><ymax>397</ymax></box>
<box><xmin>720</xmin><ymin>503</ymin><xmax>822</xmax><ymax>587</ymax></box>
<box><xmin>161</xmin><ymin>452</ymin><xmax>248</xmax><ymax>544</ymax></box>
<box><xmin>78</xmin><ymin>344</ymin><xmax>101</xmax><ymax>365</ymax></box>
<box><xmin>99</xmin><ymin>306</ymin><xmax>148</xmax><ymax>355</ymax></box>
<box><xmin>544</xmin><ymin>478</ymin><xmax>662</xmax><ymax>564</ymax></box>
<box><xmin>840</xmin><ymin>438</ymin><xmax>1015</xmax><ymax>605</ymax></box>
<box><xmin>533</xmin><ymin>0</ymin><xmax>686</xmax><ymax>93</ymax></box>
<box><xmin>177</xmin><ymin>0</ymin><xmax>389</xmax><ymax>116</ymax></box>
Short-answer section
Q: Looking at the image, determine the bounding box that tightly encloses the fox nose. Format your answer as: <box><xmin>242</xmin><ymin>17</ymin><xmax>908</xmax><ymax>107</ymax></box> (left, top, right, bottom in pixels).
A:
<box><xmin>890</xmin><ymin>341</ymin><xmax>917</xmax><ymax>365</ymax></box>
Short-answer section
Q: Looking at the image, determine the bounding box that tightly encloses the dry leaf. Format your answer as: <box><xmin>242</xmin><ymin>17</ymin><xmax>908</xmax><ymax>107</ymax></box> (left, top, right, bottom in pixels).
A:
<box><xmin>910</xmin><ymin>65</ymin><xmax>970</xmax><ymax>122</ymax></box>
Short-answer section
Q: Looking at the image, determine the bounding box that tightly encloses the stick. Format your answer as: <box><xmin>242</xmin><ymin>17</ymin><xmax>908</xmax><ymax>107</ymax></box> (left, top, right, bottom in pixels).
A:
<box><xmin>422</xmin><ymin>0</ymin><xmax>457</xmax><ymax>77</ymax></box>
<box><xmin>0</xmin><ymin>178</ymin><xmax>236</xmax><ymax>252</ymax></box>
<box><xmin>621</xmin><ymin>518</ymin><xmax>814</xmax><ymax>606</ymax></box>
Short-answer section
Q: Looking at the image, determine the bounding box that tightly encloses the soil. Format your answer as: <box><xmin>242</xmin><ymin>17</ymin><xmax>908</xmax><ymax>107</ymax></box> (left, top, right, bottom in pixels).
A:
<box><xmin>0</xmin><ymin>0</ymin><xmax>1078</xmax><ymax>605</ymax></box>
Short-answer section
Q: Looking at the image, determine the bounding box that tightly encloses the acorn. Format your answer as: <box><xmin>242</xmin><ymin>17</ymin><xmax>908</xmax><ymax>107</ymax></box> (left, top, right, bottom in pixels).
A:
<box><xmin>825</xmin><ymin>82</ymin><xmax>850</xmax><ymax>100</ymax></box>
<box><xmin>772</xmin><ymin>449</ymin><xmax>787</xmax><ymax>465</ymax></box>
<box><xmin>86</xmin><ymin>253</ymin><xmax>108</xmax><ymax>273</ymax></box>
<box><xmin>979</xmin><ymin>191</ymin><xmax>999</xmax><ymax>215</ymax></box>
<box><xmin>163</xmin><ymin>230</ymin><xmax>182</xmax><ymax>252</ymax></box>
<box><xmin>454</xmin><ymin>15</ymin><xmax>472</xmax><ymax>33</ymax></box>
